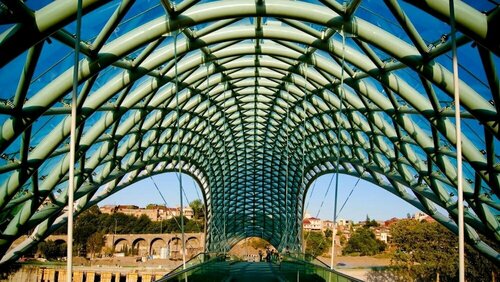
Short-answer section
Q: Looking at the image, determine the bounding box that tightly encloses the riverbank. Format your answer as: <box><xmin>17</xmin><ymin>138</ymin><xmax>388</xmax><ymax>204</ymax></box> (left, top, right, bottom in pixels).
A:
<box><xmin>317</xmin><ymin>255</ymin><xmax>392</xmax><ymax>281</ymax></box>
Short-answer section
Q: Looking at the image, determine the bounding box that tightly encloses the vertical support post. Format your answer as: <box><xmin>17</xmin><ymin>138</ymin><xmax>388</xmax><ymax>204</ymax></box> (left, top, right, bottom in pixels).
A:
<box><xmin>449</xmin><ymin>1</ymin><xmax>464</xmax><ymax>281</ymax></box>
<box><xmin>173</xmin><ymin>30</ymin><xmax>187</xmax><ymax>271</ymax></box>
<box><xmin>330</xmin><ymin>25</ymin><xmax>346</xmax><ymax>270</ymax></box>
<box><xmin>67</xmin><ymin>0</ymin><xmax>83</xmax><ymax>281</ymax></box>
<box><xmin>300</xmin><ymin>66</ymin><xmax>307</xmax><ymax>251</ymax></box>
<box><xmin>180</xmin><ymin>177</ymin><xmax>186</xmax><ymax>268</ymax></box>
<box><xmin>330</xmin><ymin>187</ymin><xmax>338</xmax><ymax>269</ymax></box>
<box><xmin>299</xmin><ymin>64</ymin><xmax>309</xmax><ymax>253</ymax></box>
<box><xmin>180</xmin><ymin>175</ymin><xmax>186</xmax><ymax>268</ymax></box>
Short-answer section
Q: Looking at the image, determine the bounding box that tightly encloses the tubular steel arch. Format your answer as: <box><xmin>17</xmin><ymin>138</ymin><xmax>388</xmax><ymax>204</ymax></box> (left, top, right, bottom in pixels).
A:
<box><xmin>0</xmin><ymin>0</ymin><xmax>498</xmax><ymax>264</ymax></box>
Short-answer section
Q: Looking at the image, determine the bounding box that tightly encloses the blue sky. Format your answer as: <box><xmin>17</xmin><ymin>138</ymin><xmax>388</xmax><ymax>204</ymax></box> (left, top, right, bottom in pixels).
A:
<box><xmin>99</xmin><ymin>172</ymin><xmax>419</xmax><ymax>223</ymax></box>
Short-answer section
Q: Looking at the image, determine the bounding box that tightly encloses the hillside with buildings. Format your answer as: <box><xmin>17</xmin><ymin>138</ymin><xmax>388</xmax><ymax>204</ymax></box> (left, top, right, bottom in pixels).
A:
<box><xmin>99</xmin><ymin>204</ymin><xmax>195</xmax><ymax>221</ymax></box>
<box><xmin>302</xmin><ymin>211</ymin><xmax>436</xmax><ymax>254</ymax></box>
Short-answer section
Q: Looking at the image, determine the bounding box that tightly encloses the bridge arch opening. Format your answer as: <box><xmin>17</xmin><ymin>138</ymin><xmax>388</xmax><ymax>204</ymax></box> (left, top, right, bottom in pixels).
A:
<box><xmin>185</xmin><ymin>237</ymin><xmax>202</xmax><ymax>258</ymax></box>
<box><xmin>168</xmin><ymin>237</ymin><xmax>182</xmax><ymax>260</ymax></box>
<box><xmin>228</xmin><ymin>237</ymin><xmax>276</xmax><ymax>262</ymax></box>
<box><xmin>303</xmin><ymin>173</ymin><xmax>421</xmax><ymax>225</ymax></box>
<box><xmin>113</xmin><ymin>238</ymin><xmax>130</xmax><ymax>255</ymax></box>
<box><xmin>150</xmin><ymin>238</ymin><xmax>167</xmax><ymax>257</ymax></box>
<box><xmin>302</xmin><ymin>172</ymin><xmax>447</xmax><ymax>257</ymax></box>
<box><xmin>132</xmin><ymin>238</ymin><xmax>148</xmax><ymax>257</ymax></box>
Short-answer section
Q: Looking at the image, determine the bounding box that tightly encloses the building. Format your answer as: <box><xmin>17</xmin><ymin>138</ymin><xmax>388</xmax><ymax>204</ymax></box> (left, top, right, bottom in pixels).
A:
<box><xmin>414</xmin><ymin>212</ymin><xmax>435</xmax><ymax>222</ymax></box>
<box><xmin>373</xmin><ymin>227</ymin><xmax>390</xmax><ymax>243</ymax></box>
<box><xmin>336</xmin><ymin>219</ymin><xmax>353</xmax><ymax>227</ymax></box>
<box><xmin>379</xmin><ymin>232</ymin><xmax>389</xmax><ymax>243</ymax></box>
<box><xmin>158</xmin><ymin>206</ymin><xmax>195</xmax><ymax>220</ymax></box>
<box><xmin>303</xmin><ymin>217</ymin><xmax>322</xmax><ymax>231</ymax></box>
<box><xmin>384</xmin><ymin>217</ymin><xmax>400</xmax><ymax>227</ymax></box>
<box><xmin>323</xmin><ymin>220</ymin><xmax>334</xmax><ymax>230</ymax></box>
<box><xmin>99</xmin><ymin>205</ymin><xmax>194</xmax><ymax>221</ymax></box>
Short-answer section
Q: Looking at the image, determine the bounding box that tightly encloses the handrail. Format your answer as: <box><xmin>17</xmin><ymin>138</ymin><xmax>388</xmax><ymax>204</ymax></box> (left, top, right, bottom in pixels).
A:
<box><xmin>284</xmin><ymin>252</ymin><xmax>330</xmax><ymax>268</ymax></box>
<box><xmin>281</xmin><ymin>253</ymin><xmax>363</xmax><ymax>282</ymax></box>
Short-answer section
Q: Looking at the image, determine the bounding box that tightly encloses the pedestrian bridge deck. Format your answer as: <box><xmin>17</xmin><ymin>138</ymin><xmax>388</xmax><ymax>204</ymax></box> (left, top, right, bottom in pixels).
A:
<box><xmin>158</xmin><ymin>254</ymin><xmax>362</xmax><ymax>282</ymax></box>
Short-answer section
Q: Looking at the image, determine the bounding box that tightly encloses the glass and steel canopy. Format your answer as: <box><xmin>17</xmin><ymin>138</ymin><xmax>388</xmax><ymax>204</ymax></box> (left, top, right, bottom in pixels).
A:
<box><xmin>0</xmin><ymin>0</ymin><xmax>498</xmax><ymax>265</ymax></box>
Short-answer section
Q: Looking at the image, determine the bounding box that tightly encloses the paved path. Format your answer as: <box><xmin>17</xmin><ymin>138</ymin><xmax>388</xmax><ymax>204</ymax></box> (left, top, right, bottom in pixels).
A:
<box><xmin>225</xmin><ymin>262</ymin><xmax>285</xmax><ymax>282</ymax></box>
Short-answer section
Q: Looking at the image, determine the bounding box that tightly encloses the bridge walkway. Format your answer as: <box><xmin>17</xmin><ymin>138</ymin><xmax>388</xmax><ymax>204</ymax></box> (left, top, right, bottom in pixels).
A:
<box><xmin>158</xmin><ymin>253</ymin><xmax>362</xmax><ymax>282</ymax></box>
<box><xmin>223</xmin><ymin>262</ymin><xmax>286</xmax><ymax>282</ymax></box>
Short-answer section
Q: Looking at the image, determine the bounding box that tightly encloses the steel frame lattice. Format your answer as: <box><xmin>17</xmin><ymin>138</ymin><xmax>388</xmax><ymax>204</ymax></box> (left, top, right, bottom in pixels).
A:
<box><xmin>0</xmin><ymin>0</ymin><xmax>498</xmax><ymax>265</ymax></box>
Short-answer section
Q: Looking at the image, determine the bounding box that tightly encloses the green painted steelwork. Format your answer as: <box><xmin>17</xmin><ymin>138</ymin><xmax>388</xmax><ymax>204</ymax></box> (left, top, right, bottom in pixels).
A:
<box><xmin>0</xmin><ymin>0</ymin><xmax>498</xmax><ymax>266</ymax></box>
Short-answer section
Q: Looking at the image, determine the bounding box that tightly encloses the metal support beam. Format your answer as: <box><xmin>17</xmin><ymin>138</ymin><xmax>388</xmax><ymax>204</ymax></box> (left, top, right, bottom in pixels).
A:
<box><xmin>0</xmin><ymin>0</ymin><xmax>110</xmax><ymax>67</ymax></box>
<box><xmin>404</xmin><ymin>0</ymin><xmax>500</xmax><ymax>55</ymax></box>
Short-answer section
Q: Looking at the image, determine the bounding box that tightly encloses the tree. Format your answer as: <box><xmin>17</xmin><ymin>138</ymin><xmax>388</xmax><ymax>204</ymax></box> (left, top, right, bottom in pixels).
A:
<box><xmin>146</xmin><ymin>203</ymin><xmax>163</xmax><ymax>209</ymax></box>
<box><xmin>189</xmin><ymin>199</ymin><xmax>205</xmax><ymax>220</ymax></box>
<box><xmin>324</xmin><ymin>229</ymin><xmax>332</xmax><ymax>238</ymax></box>
<box><xmin>390</xmin><ymin>220</ymin><xmax>457</xmax><ymax>281</ymax></box>
<box><xmin>37</xmin><ymin>240</ymin><xmax>65</xmax><ymax>259</ymax></box>
<box><xmin>364</xmin><ymin>215</ymin><xmax>379</xmax><ymax>228</ymax></box>
<box><xmin>86</xmin><ymin>231</ymin><xmax>105</xmax><ymax>258</ymax></box>
<box><xmin>131</xmin><ymin>214</ymin><xmax>153</xmax><ymax>234</ymax></box>
<box><xmin>304</xmin><ymin>231</ymin><xmax>331</xmax><ymax>257</ymax></box>
<box><xmin>464</xmin><ymin>237</ymin><xmax>499</xmax><ymax>281</ymax></box>
<box><xmin>74</xmin><ymin>206</ymin><xmax>101</xmax><ymax>256</ymax></box>
<box><xmin>339</xmin><ymin>234</ymin><xmax>347</xmax><ymax>246</ymax></box>
<box><xmin>390</xmin><ymin>219</ymin><xmax>499</xmax><ymax>281</ymax></box>
<box><xmin>343</xmin><ymin>227</ymin><xmax>386</xmax><ymax>256</ymax></box>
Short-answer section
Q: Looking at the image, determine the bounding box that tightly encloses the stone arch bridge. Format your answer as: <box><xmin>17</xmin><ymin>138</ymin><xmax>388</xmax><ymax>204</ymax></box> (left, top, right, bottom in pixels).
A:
<box><xmin>46</xmin><ymin>233</ymin><xmax>204</xmax><ymax>259</ymax></box>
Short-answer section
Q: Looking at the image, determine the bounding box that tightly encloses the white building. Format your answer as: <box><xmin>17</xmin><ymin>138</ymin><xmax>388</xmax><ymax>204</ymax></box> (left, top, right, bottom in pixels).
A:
<box><xmin>303</xmin><ymin>217</ymin><xmax>323</xmax><ymax>231</ymax></box>
<box><xmin>337</xmin><ymin>219</ymin><xmax>353</xmax><ymax>226</ymax></box>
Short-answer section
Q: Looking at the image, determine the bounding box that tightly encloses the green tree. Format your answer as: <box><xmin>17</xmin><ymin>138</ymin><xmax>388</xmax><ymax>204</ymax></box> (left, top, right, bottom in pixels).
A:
<box><xmin>86</xmin><ymin>231</ymin><xmax>105</xmax><ymax>258</ymax></box>
<box><xmin>343</xmin><ymin>227</ymin><xmax>386</xmax><ymax>256</ymax></box>
<box><xmin>37</xmin><ymin>240</ymin><xmax>65</xmax><ymax>259</ymax></box>
<box><xmin>74</xmin><ymin>205</ymin><xmax>101</xmax><ymax>256</ymax></box>
<box><xmin>390</xmin><ymin>219</ymin><xmax>499</xmax><ymax>281</ymax></box>
<box><xmin>189</xmin><ymin>199</ymin><xmax>205</xmax><ymax>220</ymax></box>
<box><xmin>364</xmin><ymin>215</ymin><xmax>379</xmax><ymax>228</ymax></box>
<box><xmin>146</xmin><ymin>203</ymin><xmax>163</xmax><ymax>209</ymax></box>
<box><xmin>390</xmin><ymin>220</ymin><xmax>457</xmax><ymax>281</ymax></box>
<box><xmin>131</xmin><ymin>214</ymin><xmax>153</xmax><ymax>233</ymax></box>
<box><xmin>304</xmin><ymin>231</ymin><xmax>331</xmax><ymax>257</ymax></box>
<box><xmin>464</xmin><ymin>237</ymin><xmax>499</xmax><ymax>281</ymax></box>
<box><xmin>339</xmin><ymin>234</ymin><xmax>347</xmax><ymax>246</ymax></box>
<box><xmin>324</xmin><ymin>229</ymin><xmax>332</xmax><ymax>238</ymax></box>
<box><xmin>185</xmin><ymin>217</ymin><xmax>203</xmax><ymax>232</ymax></box>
